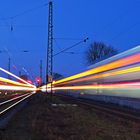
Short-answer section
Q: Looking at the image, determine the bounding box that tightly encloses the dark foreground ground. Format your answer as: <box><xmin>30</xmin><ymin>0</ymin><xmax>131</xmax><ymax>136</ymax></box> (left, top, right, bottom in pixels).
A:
<box><xmin>0</xmin><ymin>93</ymin><xmax>140</xmax><ymax>140</ymax></box>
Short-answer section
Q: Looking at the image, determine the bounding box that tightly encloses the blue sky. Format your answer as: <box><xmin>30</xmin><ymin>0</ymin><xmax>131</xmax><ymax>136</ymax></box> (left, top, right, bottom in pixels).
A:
<box><xmin>0</xmin><ymin>0</ymin><xmax>140</xmax><ymax>82</ymax></box>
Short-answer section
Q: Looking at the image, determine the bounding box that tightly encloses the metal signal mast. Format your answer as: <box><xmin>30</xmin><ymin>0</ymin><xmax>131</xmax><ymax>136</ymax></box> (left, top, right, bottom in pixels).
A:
<box><xmin>46</xmin><ymin>1</ymin><xmax>53</xmax><ymax>85</ymax></box>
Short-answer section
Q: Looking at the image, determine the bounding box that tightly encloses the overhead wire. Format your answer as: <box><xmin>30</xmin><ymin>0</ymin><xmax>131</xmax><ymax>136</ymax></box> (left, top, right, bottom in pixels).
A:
<box><xmin>0</xmin><ymin>2</ymin><xmax>49</xmax><ymax>80</ymax></box>
<box><xmin>0</xmin><ymin>2</ymin><xmax>49</xmax><ymax>20</ymax></box>
<box><xmin>54</xmin><ymin>37</ymin><xmax>84</xmax><ymax>41</ymax></box>
<box><xmin>111</xmin><ymin>19</ymin><xmax>140</xmax><ymax>42</ymax></box>
<box><xmin>53</xmin><ymin>38</ymin><xmax>88</xmax><ymax>57</ymax></box>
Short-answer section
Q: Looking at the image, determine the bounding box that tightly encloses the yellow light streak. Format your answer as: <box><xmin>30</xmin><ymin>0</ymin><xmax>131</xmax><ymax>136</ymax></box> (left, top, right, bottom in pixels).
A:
<box><xmin>52</xmin><ymin>53</ymin><xmax>140</xmax><ymax>85</ymax></box>
<box><xmin>60</xmin><ymin>65</ymin><xmax>140</xmax><ymax>85</ymax></box>
<box><xmin>52</xmin><ymin>83</ymin><xmax>140</xmax><ymax>91</ymax></box>
<box><xmin>0</xmin><ymin>67</ymin><xmax>35</xmax><ymax>88</ymax></box>
<box><xmin>0</xmin><ymin>77</ymin><xmax>34</xmax><ymax>87</ymax></box>
<box><xmin>0</xmin><ymin>85</ymin><xmax>36</xmax><ymax>91</ymax></box>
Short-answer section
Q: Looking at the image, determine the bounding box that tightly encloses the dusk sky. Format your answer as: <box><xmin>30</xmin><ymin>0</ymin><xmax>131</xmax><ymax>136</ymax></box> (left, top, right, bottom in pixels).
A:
<box><xmin>0</xmin><ymin>0</ymin><xmax>140</xmax><ymax>82</ymax></box>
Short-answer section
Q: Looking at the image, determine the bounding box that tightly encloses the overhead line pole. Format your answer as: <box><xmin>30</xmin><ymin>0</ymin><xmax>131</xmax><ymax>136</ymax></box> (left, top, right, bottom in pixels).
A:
<box><xmin>46</xmin><ymin>1</ymin><xmax>53</xmax><ymax>93</ymax></box>
<box><xmin>40</xmin><ymin>60</ymin><xmax>42</xmax><ymax>85</ymax></box>
<box><xmin>8</xmin><ymin>57</ymin><xmax>11</xmax><ymax>79</ymax></box>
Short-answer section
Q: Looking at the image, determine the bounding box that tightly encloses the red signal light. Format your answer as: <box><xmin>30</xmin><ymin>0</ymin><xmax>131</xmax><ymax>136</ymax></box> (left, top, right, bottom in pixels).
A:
<box><xmin>35</xmin><ymin>77</ymin><xmax>42</xmax><ymax>83</ymax></box>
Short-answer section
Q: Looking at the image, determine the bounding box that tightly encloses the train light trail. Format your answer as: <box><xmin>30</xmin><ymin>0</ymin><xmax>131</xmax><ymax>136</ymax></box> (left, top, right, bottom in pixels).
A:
<box><xmin>59</xmin><ymin>65</ymin><xmax>140</xmax><ymax>85</ymax></box>
<box><xmin>51</xmin><ymin>82</ymin><xmax>140</xmax><ymax>91</ymax></box>
<box><xmin>0</xmin><ymin>85</ymin><xmax>36</xmax><ymax>91</ymax></box>
<box><xmin>33</xmin><ymin>45</ymin><xmax>140</xmax><ymax>100</ymax></box>
<box><xmin>52</xmin><ymin>53</ymin><xmax>140</xmax><ymax>85</ymax></box>
<box><xmin>0</xmin><ymin>77</ymin><xmax>34</xmax><ymax>87</ymax></box>
<box><xmin>40</xmin><ymin>81</ymin><xmax>140</xmax><ymax>93</ymax></box>
<box><xmin>0</xmin><ymin>67</ymin><xmax>35</xmax><ymax>88</ymax></box>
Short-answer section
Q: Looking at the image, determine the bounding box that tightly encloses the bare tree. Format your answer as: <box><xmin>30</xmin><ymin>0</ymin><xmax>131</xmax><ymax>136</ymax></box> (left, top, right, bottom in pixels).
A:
<box><xmin>86</xmin><ymin>41</ymin><xmax>118</xmax><ymax>65</ymax></box>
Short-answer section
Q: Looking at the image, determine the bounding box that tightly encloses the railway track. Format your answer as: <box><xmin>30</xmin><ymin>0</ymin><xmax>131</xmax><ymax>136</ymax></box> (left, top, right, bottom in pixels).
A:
<box><xmin>0</xmin><ymin>92</ymin><xmax>35</xmax><ymax>116</ymax></box>
<box><xmin>54</xmin><ymin>94</ymin><xmax>140</xmax><ymax>122</ymax></box>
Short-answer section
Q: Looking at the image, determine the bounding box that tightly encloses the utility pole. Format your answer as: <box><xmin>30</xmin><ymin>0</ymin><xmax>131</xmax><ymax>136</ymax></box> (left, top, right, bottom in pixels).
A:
<box><xmin>46</xmin><ymin>1</ymin><xmax>53</xmax><ymax>92</ymax></box>
<box><xmin>8</xmin><ymin>57</ymin><xmax>11</xmax><ymax>79</ymax></box>
<box><xmin>40</xmin><ymin>60</ymin><xmax>43</xmax><ymax>85</ymax></box>
<box><xmin>19</xmin><ymin>71</ymin><xmax>21</xmax><ymax>76</ymax></box>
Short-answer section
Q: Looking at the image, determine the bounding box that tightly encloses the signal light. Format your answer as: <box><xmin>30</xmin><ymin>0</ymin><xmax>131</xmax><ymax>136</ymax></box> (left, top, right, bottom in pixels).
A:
<box><xmin>35</xmin><ymin>77</ymin><xmax>42</xmax><ymax>84</ymax></box>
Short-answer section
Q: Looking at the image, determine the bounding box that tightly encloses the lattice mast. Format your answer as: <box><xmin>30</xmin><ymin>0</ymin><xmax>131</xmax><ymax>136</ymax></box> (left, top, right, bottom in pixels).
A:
<box><xmin>46</xmin><ymin>1</ymin><xmax>53</xmax><ymax>85</ymax></box>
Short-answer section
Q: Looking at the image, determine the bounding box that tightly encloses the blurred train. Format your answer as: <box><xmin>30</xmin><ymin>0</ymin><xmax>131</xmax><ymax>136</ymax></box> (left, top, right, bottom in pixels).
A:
<box><xmin>41</xmin><ymin>45</ymin><xmax>140</xmax><ymax>109</ymax></box>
